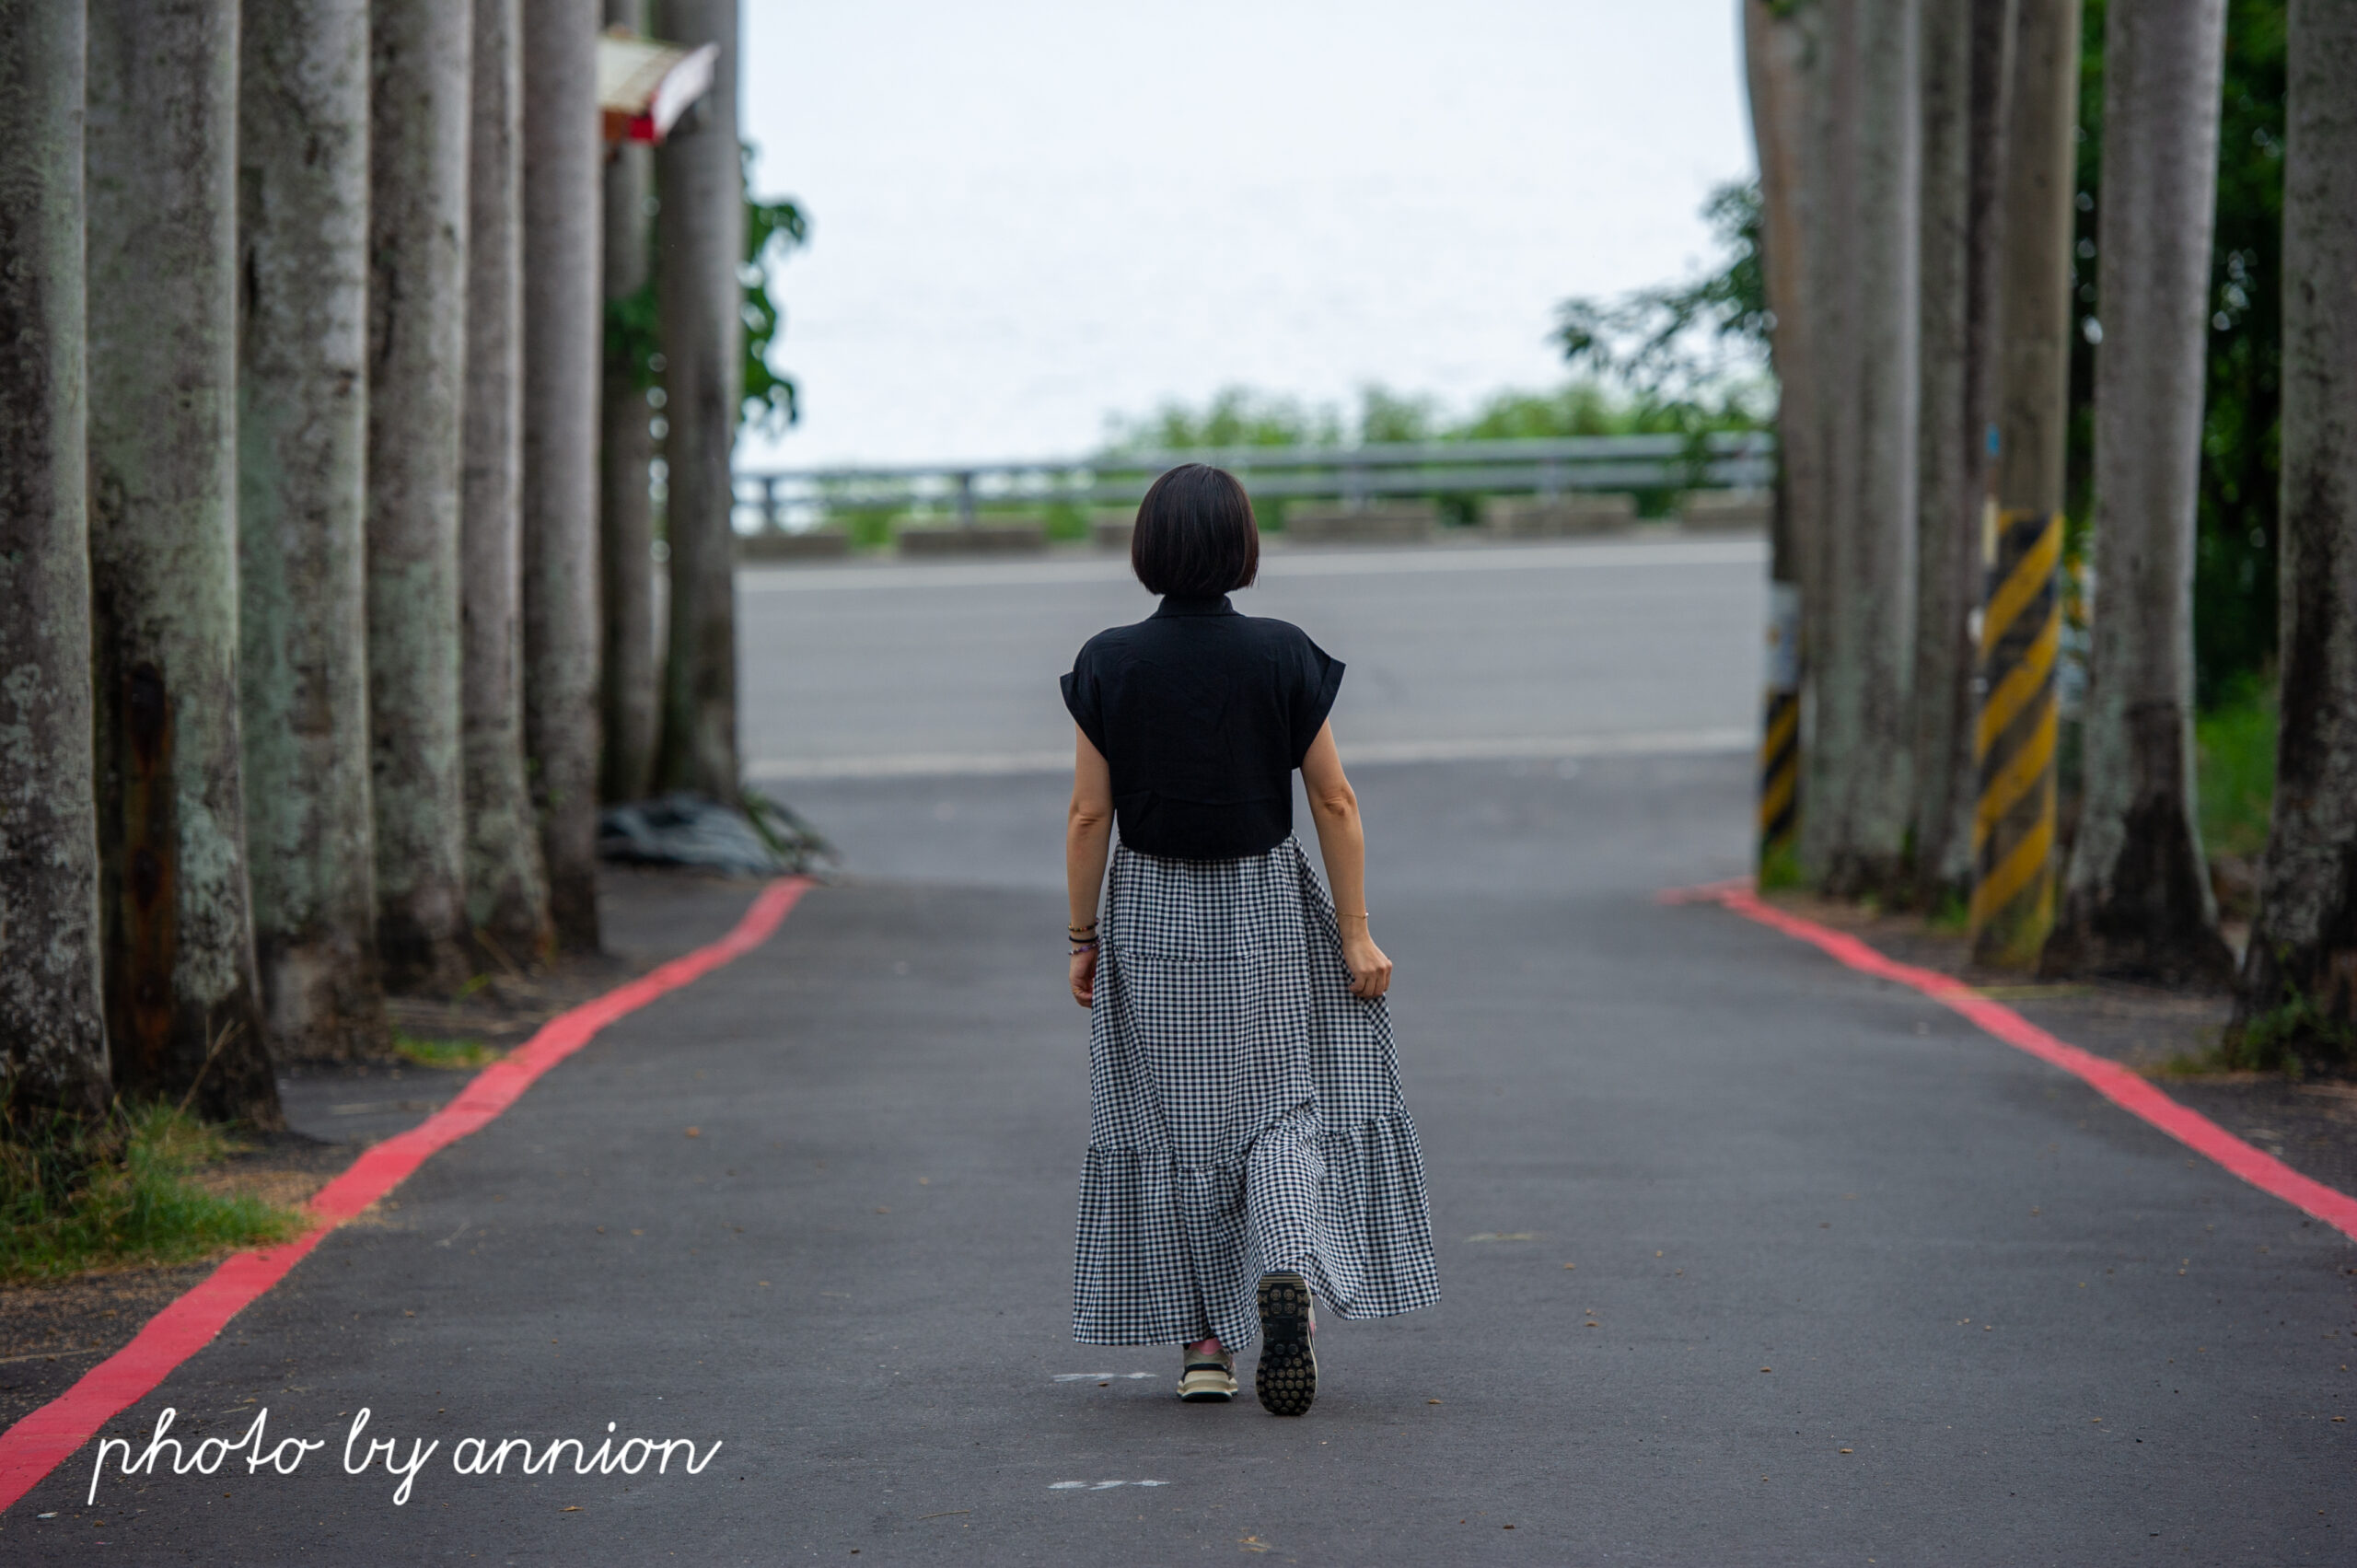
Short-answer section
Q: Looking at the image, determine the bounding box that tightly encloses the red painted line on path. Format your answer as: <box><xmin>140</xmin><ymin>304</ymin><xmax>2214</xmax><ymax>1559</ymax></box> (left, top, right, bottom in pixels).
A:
<box><xmin>0</xmin><ymin>877</ymin><xmax>809</xmax><ymax>1514</ymax></box>
<box><xmin>1666</xmin><ymin>879</ymin><xmax>2357</xmax><ymax>1244</ymax></box>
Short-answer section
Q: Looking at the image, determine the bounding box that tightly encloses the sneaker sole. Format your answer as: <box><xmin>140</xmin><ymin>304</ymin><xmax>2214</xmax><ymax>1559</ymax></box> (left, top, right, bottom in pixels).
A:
<box><xmin>1177</xmin><ymin>1378</ymin><xmax>1236</xmax><ymax>1402</ymax></box>
<box><xmin>1254</xmin><ymin>1272</ymin><xmax>1317</xmax><ymax>1416</ymax></box>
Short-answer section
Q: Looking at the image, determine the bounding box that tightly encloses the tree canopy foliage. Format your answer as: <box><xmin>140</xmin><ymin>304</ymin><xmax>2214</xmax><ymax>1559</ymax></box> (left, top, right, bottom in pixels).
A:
<box><xmin>1101</xmin><ymin>377</ymin><xmax>1757</xmax><ymax>455</ymax></box>
<box><xmin>604</xmin><ymin>144</ymin><xmax>807</xmax><ymax>437</ymax></box>
<box><xmin>739</xmin><ymin>149</ymin><xmax>809</xmax><ymax>436</ymax></box>
<box><xmin>1553</xmin><ymin>180</ymin><xmax>1773</xmax><ymax>414</ymax></box>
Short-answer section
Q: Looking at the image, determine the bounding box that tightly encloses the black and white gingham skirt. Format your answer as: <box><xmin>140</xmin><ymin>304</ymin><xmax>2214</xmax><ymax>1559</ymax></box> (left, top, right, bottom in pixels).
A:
<box><xmin>1072</xmin><ymin>835</ymin><xmax>1441</xmax><ymax>1348</ymax></box>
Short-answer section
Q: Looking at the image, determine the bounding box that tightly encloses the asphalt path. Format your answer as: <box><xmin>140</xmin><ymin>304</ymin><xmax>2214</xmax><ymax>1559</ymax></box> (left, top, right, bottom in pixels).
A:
<box><xmin>737</xmin><ymin>536</ymin><xmax>1767</xmax><ymax>778</ymax></box>
<box><xmin>11</xmin><ymin>545</ymin><xmax>2353</xmax><ymax>1562</ymax></box>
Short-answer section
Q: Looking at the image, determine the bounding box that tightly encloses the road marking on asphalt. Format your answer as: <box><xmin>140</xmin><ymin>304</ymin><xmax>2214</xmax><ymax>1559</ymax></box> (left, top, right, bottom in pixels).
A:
<box><xmin>1669</xmin><ymin>879</ymin><xmax>2357</xmax><ymax>1243</ymax></box>
<box><xmin>748</xmin><ymin>726</ymin><xmax>1752</xmax><ymax>782</ymax></box>
<box><xmin>740</xmin><ymin>537</ymin><xmax>1766</xmax><ymax>595</ymax></box>
<box><xmin>1049</xmin><ymin>1480</ymin><xmax>1170</xmax><ymax>1490</ymax></box>
<box><xmin>0</xmin><ymin>879</ymin><xmax>813</xmax><ymax>1515</ymax></box>
<box><xmin>1051</xmin><ymin>1373</ymin><xmax>1155</xmax><ymax>1381</ymax></box>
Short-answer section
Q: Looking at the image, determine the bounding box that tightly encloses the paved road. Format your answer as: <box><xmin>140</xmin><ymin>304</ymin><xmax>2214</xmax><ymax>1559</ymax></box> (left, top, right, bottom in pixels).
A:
<box><xmin>737</xmin><ymin>536</ymin><xmax>1767</xmax><ymax>777</ymax></box>
<box><xmin>14</xmin><ymin>549</ymin><xmax>2353</xmax><ymax>1562</ymax></box>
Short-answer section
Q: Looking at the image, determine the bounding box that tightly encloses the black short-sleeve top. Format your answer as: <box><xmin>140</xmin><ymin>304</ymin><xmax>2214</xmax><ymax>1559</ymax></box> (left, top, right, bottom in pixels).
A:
<box><xmin>1060</xmin><ymin>596</ymin><xmax>1344</xmax><ymax>862</ymax></box>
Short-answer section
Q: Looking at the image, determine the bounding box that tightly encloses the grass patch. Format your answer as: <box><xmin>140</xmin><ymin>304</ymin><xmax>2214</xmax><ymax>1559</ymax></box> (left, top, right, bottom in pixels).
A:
<box><xmin>2226</xmin><ymin>989</ymin><xmax>2353</xmax><ymax>1075</ymax></box>
<box><xmin>1757</xmin><ymin>839</ymin><xmax>1805</xmax><ymax>892</ymax></box>
<box><xmin>391</xmin><ymin>1030</ymin><xmax>502</xmax><ymax>1071</ymax></box>
<box><xmin>1</xmin><ymin>1102</ymin><xmax>305</xmax><ymax>1283</ymax></box>
<box><xmin>830</xmin><ymin>508</ymin><xmax>899</xmax><ymax>550</ymax></box>
<box><xmin>2146</xmin><ymin>1040</ymin><xmax>2237</xmax><ymax>1078</ymax></box>
<box><xmin>2195</xmin><ymin>676</ymin><xmax>2275</xmax><ymax>861</ymax></box>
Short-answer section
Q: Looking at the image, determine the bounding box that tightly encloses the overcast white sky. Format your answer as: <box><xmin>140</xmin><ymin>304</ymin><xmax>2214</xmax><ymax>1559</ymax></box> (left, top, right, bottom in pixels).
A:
<box><xmin>737</xmin><ymin>2</ymin><xmax>1753</xmax><ymax>468</ymax></box>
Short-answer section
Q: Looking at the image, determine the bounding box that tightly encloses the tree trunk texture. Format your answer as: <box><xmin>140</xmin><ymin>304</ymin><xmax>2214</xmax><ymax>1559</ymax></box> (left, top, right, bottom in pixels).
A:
<box><xmin>461</xmin><ymin>0</ymin><xmax>556</xmax><ymax>967</ymax></box>
<box><xmin>2046</xmin><ymin>0</ymin><xmax>2235</xmax><ymax>985</ymax></box>
<box><xmin>1971</xmin><ymin>0</ymin><xmax>2081</xmax><ymax>966</ymax></box>
<box><xmin>238</xmin><ymin>0</ymin><xmax>387</xmax><ymax>1062</ymax></box>
<box><xmin>1745</xmin><ymin>0</ymin><xmax>1821</xmax><ymax>871</ymax></box>
<box><xmin>2235</xmin><ymin>0</ymin><xmax>2357</xmax><ymax>1061</ymax></box>
<box><xmin>366</xmin><ymin>0</ymin><xmax>475</xmax><ymax>993</ymax></box>
<box><xmin>522</xmin><ymin>0</ymin><xmax>606</xmax><ymax>949</ymax></box>
<box><xmin>1941</xmin><ymin>0</ymin><xmax>2019</xmax><ymax>892</ymax></box>
<box><xmin>654</xmin><ymin>0</ymin><xmax>745</xmax><ymax>800</ymax></box>
<box><xmin>86</xmin><ymin>0</ymin><xmax>280</xmax><ymax>1124</ymax></box>
<box><xmin>0</xmin><ymin>0</ymin><xmax>111</xmax><ymax>1121</ymax></box>
<box><xmin>600</xmin><ymin>0</ymin><xmax>660</xmax><ymax>805</ymax></box>
<box><xmin>1910</xmin><ymin>0</ymin><xmax>2016</xmax><ymax>911</ymax></box>
<box><xmin>1990</xmin><ymin>0</ymin><xmax>2079</xmax><ymax>539</ymax></box>
<box><xmin>1745</xmin><ymin>0</ymin><xmax>1825</xmax><ymax>607</ymax></box>
<box><xmin>1798</xmin><ymin>0</ymin><xmax>1920</xmax><ymax>898</ymax></box>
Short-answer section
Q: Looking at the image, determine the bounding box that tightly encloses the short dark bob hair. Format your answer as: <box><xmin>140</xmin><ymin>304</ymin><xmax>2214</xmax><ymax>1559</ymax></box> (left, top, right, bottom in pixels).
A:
<box><xmin>1130</xmin><ymin>463</ymin><xmax>1260</xmax><ymax>598</ymax></box>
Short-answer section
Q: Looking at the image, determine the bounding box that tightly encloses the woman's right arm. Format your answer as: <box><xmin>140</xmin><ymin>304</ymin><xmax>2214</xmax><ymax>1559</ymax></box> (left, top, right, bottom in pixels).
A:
<box><xmin>1065</xmin><ymin>726</ymin><xmax>1115</xmax><ymax>1007</ymax></box>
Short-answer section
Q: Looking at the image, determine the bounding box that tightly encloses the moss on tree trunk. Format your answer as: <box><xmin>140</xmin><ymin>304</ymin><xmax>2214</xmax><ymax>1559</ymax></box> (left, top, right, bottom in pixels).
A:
<box><xmin>0</xmin><ymin>0</ymin><xmax>110</xmax><ymax>1121</ymax></box>
<box><xmin>2234</xmin><ymin>0</ymin><xmax>2357</xmax><ymax>1065</ymax></box>
<box><xmin>522</xmin><ymin>0</ymin><xmax>606</xmax><ymax>951</ymax></box>
<box><xmin>87</xmin><ymin>0</ymin><xmax>280</xmax><ymax>1123</ymax></box>
<box><xmin>366</xmin><ymin>0</ymin><xmax>475</xmax><ymax>993</ymax></box>
<box><xmin>238</xmin><ymin>0</ymin><xmax>389</xmax><ymax>1061</ymax></box>
<box><xmin>460</xmin><ymin>0</ymin><xmax>556</xmax><ymax>964</ymax></box>
<box><xmin>2046</xmin><ymin>0</ymin><xmax>2235</xmax><ymax>986</ymax></box>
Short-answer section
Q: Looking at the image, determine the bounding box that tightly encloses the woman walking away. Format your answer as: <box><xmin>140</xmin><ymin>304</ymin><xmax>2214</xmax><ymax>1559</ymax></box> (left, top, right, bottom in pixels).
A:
<box><xmin>1062</xmin><ymin>464</ymin><xmax>1440</xmax><ymax>1417</ymax></box>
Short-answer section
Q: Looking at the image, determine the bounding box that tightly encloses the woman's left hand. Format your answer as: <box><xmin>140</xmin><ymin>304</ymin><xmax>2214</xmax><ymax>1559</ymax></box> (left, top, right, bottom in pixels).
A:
<box><xmin>1070</xmin><ymin>946</ymin><xmax>1098</xmax><ymax>1008</ymax></box>
<box><xmin>1340</xmin><ymin>931</ymin><xmax>1392</xmax><ymax>1000</ymax></box>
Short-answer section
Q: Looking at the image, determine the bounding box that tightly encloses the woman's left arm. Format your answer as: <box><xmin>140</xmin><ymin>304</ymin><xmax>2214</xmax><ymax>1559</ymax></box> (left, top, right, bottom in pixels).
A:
<box><xmin>1066</xmin><ymin>726</ymin><xmax>1115</xmax><ymax>1006</ymax></box>
<box><xmin>1300</xmin><ymin>722</ymin><xmax>1392</xmax><ymax>999</ymax></box>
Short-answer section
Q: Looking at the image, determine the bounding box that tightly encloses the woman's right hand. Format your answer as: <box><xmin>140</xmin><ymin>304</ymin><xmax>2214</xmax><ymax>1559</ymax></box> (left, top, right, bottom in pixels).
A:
<box><xmin>1340</xmin><ymin>929</ymin><xmax>1392</xmax><ymax>1000</ymax></box>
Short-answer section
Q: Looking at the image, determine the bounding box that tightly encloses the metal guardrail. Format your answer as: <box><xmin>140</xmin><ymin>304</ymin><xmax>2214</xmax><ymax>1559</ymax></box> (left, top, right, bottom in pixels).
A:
<box><xmin>732</xmin><ymin>431</ymin><xmax>1776</xmax><ymax>532</ymax></box>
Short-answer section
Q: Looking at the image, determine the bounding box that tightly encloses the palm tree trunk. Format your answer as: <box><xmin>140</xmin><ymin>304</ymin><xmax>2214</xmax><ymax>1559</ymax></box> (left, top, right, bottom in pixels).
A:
<box><xmin>2233</xmin><ymin>0</ymin><xmax>2357</xmax><ymax>1064</ymax></box>
<box><xmin>238</xmin><ymin>0</ymin><xmax>389</xmax><ymax>1061</ymax></box>
<box><xmin>1744</xmin><ymin>0</ymin><xmax>1820</xmax><ymax>873</ymax></box>
<box><xmin>462</xmin><ymin>0</ymin><xmax>556</xmax><ymax>965</ymax></box>
<box><xmin>521</xmin><ymin>0</ymin><xmax>606</xmax><ymax>949</ymax></box>
<box><xmin>600</xmin><ymin>0</ymin><xmax>661</xmax><ymax>805</ymax></box>
<box><xmin>86</xmin><ymin>0</ymin><xmax>280</xmax><ymax>1123</ymax></box>
<box><xmin>1911</xmin><ymin>0</ymin><xmax>2017</xmax><ymax>912</ymax></box>
<box><xmin>1800</xmin><ymin>0</ymin><xmax>1920</xmax><ymax>898</ymax></box>
<box><xmin>1972</xmin><ymin>0</ymin><xmax>2081</xmax><ymax>966</ymax></box>
<box><xmin>366</xmin><ymin>0</ymin><xmax>474</xmax><ymax>993</ymax></box>
<box><xmin>0</xmin><ymin>0</ymin><xmax>111</xmax><ymax>1121</ymax></box>
<box><xmin>2046</xmin><ymin>0</ymin><xmax>2235</xmax><ymax>985</ymax></box>
<box><xmin>654</xmin><ymin>0</ymin><xmax>745</xmax><ymax>800</ymax></box>
<box><xmin>1913</xmin><ymin>0</ymin><xmax>1974</xmax><ymax>909</ymax></box>
<box><xmin>1938</xmin><ymin>0</ymin><xmax>2018</xmax><ymax>895</ymax></box>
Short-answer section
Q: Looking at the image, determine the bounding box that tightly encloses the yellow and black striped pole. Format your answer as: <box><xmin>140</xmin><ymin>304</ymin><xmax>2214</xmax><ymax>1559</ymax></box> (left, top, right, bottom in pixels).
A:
<box><xmin>1758</xmin><ymin>581</ymin><xmax>1801</xmax><ymax>876</ymax></box>
<box><xmin>1968</xmin><ymin>507</ymin><xmax>2062</xmax><ymax>966</ymax></box>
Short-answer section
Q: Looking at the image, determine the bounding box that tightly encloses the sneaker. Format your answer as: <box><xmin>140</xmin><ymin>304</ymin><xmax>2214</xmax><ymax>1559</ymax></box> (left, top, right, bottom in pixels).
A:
<box><xmin>1177</xmin><ymin>1348</ymin><xmax>1237</xmax><ymax>1402</ymax></box>
<box><xmin>1254</xmin><ymin>1271</ymin><xmax>1318</xmax><ymax>1416</ymax></box>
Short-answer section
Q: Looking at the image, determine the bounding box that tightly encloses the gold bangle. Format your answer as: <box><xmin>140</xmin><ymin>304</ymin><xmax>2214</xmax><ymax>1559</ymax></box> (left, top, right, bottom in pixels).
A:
<box><xmin>1339</xmin><ymin>911</ymin><xmax>1370</xmax><ymax>922</ymax></box>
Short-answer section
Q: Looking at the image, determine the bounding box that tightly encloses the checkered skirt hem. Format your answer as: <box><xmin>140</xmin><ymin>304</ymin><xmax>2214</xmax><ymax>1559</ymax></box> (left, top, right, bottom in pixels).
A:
<box><xmin>1070</xmin><ymin>836</ymin><xmax>1441</xmax><ymax>1349</ymax></box>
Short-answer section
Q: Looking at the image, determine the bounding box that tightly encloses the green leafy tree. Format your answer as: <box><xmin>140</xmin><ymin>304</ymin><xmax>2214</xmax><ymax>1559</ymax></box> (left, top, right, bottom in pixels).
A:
<box><xmin>739</xmin><ymin>156</ymin><xmax>808</xmax><ymax>436</ymax></box>
<box><xmin>1553</xmin><ymin>180</ymin><xmax>1772</xmax><ymax>416</ymax></box>
<box><xmin>603</xmin><ymin>144</ymin><xmax>807</xmax><ymax>437</ymax></box>
<box><xmin>1100</xmin><ymin>387</ymin><xmax>1343</xmax><ymax>452</ymax></box>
